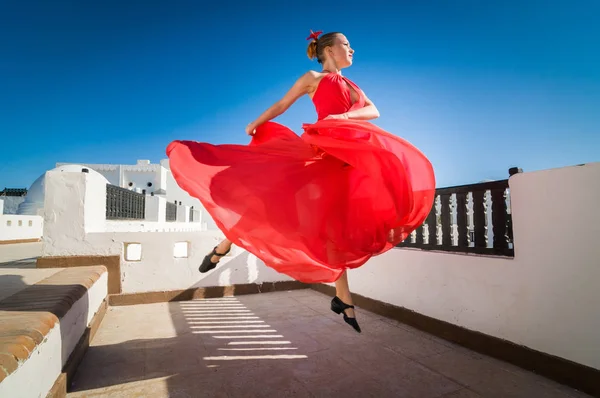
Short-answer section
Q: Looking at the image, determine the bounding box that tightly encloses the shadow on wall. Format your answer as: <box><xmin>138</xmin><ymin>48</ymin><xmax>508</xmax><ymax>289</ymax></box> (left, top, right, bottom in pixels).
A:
<box><xmin>188</xmin><ymin>250</ymin><xmax>264</xmax><ymax>288</ymax></box>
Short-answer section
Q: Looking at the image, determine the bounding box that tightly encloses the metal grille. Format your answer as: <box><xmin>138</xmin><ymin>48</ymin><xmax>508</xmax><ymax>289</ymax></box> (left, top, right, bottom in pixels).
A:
<box><xmin>166</xmin><ymin>202</ymin><xmax>177</xmax><ymax>222</ymax></box>
<box><xmin>106</xmin><ymin>184</ymin><xmax>145</xmax><ymax>220</ymax></box>
<box><xmin>397</xmin><ymin>179</ymin><xmax>514</xmax><ymax>257</ymax></box>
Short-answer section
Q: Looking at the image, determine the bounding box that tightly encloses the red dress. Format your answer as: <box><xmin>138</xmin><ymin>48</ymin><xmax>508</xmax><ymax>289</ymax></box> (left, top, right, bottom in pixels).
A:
<box><xmin>166</xmin><ymin>72</ymin><xmax>436</xmax><ymax>283</ymax></box>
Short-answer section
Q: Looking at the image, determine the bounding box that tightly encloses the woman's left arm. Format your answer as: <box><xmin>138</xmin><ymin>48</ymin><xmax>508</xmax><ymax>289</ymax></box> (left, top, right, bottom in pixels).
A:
<box><xmin>325</xmin><ymin>94</ymin><xmax>380</xmax><ymax>120</ymax></box>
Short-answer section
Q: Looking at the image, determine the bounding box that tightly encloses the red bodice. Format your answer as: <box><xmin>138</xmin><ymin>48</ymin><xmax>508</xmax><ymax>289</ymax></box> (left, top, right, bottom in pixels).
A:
<box><xmin>311</xmin><ymin>73</ymin><xmax>366</xmax><ymax>120</ymax></box>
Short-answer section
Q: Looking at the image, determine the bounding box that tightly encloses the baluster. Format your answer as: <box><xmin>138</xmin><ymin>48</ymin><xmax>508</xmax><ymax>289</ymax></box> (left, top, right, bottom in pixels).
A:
<box><xmin>440</xmin><ymin>193</ymin><xmax>452</xmax><ymax>248</ymax></box>
<box><xmin>505</xmin><ymin>189</ymin><xmax>514</xmax><ymax>251</ymax></box>
<box><xmin>491</xmin><ymin>187</ymin><xmax>509</xmax><ymax>252</ymax></box>
<box><xmin>472</xmin><ymin>190</ymin><xmax>486</xmax><ymax>249</ymax></box>
<box><xmin>466</xmin><ymin>192</ymin><xmax>474</xmax><ymax>246</ymax></box>
<box><xmin>450</xmin><ymin>194</ymin><xmax>457</xmax><ymax>245</ymax></box>
<box><xmin>415</xmin><ymin>224</ymin><xmax>424</xmax><ymax>246</ymax></box>
<box><xmin>425</xmin><ymin>203</ymin><xmax>436</xmax><ymax>246</ymax></box>
<box><xmin>434</xmin><ymin>196</ymin><xmax>442</xmax><ymax>245</ymax></box>
<box><xmin>455</xmin><ymin>192</ymin><xmax>468</xmax><ymax>248</ymax></box>
<box><xmin>484</xmin><ymin>190</ymin><xmax>490</xmax><ymax>248</ymax></box>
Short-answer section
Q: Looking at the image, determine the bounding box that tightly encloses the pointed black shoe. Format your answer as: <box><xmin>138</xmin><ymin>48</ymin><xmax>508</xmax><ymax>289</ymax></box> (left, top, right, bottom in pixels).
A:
<box><xmin>199</xmin><ymin>246</ymin><xmax>230</xmax><ymax>273</ymax></box>
<box><xmin>331</xmin><ymin>296</ymin><xmax>361</xmax><ymax>333</ymax></box>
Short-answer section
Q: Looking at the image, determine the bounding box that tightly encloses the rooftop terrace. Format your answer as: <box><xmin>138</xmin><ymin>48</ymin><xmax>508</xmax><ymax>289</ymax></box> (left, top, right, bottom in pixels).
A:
<box><xmin>0</xmin><ymin>242</ymin><xmax>592</xmax><ymax>398</ymax></box>
<box><xmin>70</xmin><ymin>291</ymin><xmax>591</xmax><ymax>398</ymax></box>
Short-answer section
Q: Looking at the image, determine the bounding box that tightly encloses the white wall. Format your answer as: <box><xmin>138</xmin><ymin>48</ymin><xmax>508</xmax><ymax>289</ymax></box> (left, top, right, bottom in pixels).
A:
<box><xmin>123</xmin><ymin>169</ymin><xmax>159</xmax><ymax>194</ymax></box>
<box><xmin>96</xmin><ymin>169</ymin><xmax>120</xmax><ymax>186</ymax></box>
<box><xmin>41</xmin><ymin>170</ymin><xmax>292</xmax><ymax>294</ymax></box>
<box><xmin>0</xmin><ymin>215</ymin><xmax>43</xmax><ymax>242</ymax></box>
<box><xmin>343</xmin><ymin>162</ymin><xmax>600</xmax><ymax>370</ymax></box>
<box><xmin>86</xmin><ymin>230</ymin><xmax>292</xmax><ymax>293</ymax></box>
<box><xmin>104</xmin><ymin>221</ymin><xmax>205</xmax><ymax>233</ymax></box>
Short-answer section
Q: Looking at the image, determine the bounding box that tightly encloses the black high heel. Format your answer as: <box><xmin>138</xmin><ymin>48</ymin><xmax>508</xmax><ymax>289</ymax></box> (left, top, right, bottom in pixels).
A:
<box><xmin>331</xmin><ymin>296</ymin><xmax>361</xmax><ymax>333</ymax></box>
<box><xmin>199</xmin><ymin>246</ymin><xmax>230</xmax><ymax>273</ymax></box>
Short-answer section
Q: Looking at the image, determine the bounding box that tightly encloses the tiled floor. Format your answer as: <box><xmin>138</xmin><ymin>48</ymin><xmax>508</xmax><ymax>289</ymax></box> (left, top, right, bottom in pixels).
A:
<box><xmin>0</xmin><ymin>241</ymin><xmax>41</xmax><ymax>268</ymax></box>
<box><xmin>0</xmin><ymin>242</ymin><xmax>54</xmax><ymax>300</ymax></box>
<box><xmin>69</xmin><ymin>289</ymin><xmax>590</xmax><ymax>398</ymax></box>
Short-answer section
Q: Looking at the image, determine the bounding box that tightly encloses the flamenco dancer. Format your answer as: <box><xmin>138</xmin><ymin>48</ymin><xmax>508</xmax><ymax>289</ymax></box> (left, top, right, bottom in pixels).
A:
<box><xmin>166</xmin><ymin>30</ymin><xmax>436</xmax><ymax>333</ymax></box>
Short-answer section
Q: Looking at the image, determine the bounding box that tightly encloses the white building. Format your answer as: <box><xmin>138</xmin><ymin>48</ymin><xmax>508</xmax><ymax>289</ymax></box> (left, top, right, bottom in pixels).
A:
<box><xmin>13</xmin><ymin>159</ymin><xmax>214</xmax><ymax>228</ymax></box>
<box><xmin>55</xmin><ymin>159</ymin><xmax>201</xmax><ymax>206</ymax></box>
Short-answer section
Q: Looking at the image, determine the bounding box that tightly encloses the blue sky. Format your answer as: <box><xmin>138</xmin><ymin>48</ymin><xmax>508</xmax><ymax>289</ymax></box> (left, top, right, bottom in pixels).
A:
<box><xmin>1</xmin><ymin>0</ymin><xmax>598</xmax><ymax>189</ymax></box>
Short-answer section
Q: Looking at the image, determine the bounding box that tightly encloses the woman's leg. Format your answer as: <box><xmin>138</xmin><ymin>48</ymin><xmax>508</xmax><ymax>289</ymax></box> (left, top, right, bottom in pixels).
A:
<box><xmin>331</xmin><ymin>270</ymin><xmax>360</xmax><ymax>332</ymax></box>
<box><xmin>199</xmin><ymin>238</ymin><xmax>233</xmax><ymax>273</ymax></box>
<box><xmin>334</xmin><ymin>270</ymin><xmax>355</xmax><ymax>318</ymax></box>
<box><xmin>211</xmin><ymin>238</ymin><xmax>233</xmax><ymax>262</ymax></box>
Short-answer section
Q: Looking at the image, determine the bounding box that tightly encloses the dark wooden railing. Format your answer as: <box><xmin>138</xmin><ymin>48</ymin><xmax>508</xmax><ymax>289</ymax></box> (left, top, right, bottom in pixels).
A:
<box><xmin>397</xmin><ymin>168</ymin><xmax>521</xmax><ymax>257</ymax></box>
<box><xmin>106</xmin><ymin>184</ymin><xmax>145</xmax><ymax>220</ymax></box>
<box><xmin>166</xmin><ymin>201</ymin><xmax>177</xmax><ymax>222</ymax></box>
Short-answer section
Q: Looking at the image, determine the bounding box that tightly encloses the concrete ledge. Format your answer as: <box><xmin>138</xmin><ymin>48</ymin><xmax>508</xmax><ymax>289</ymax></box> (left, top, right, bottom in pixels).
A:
<box><xmin>0</xmin><ymin>266</ymin><xmax>108</xmax><ymax>398</ymax></box>
<box><xmin>61</xmin><ymin>299</ymin><xmax>107</xmax><ymax>394</ymax></box>
<box><xmin>37</xmin><ymin>255</ymin><xmax>121</xmax><ymax>295</ymax></box>
<box><xmin>46</xmin><ymin>373</ymin><xmax>66</xmax><ymax>398</ymax></box>
<box><xmin>0</xmin><ymin>238</ymin><xmax>41</xmax><ymax>245</ymax></box>
<box><xmin>311</xmin><ymin>283</ymin><xmax>600</xmax><ymax>397</ymax></box>
<box><xmin>109</xmin><ymin>280</ymin><xmax>309</xmax><ymax>306</ymax></box>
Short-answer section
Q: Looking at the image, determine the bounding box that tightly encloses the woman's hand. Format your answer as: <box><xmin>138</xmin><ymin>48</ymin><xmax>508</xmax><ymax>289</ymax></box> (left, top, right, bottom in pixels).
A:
<box><xmin>324</xmin><ymin>113</ymin><xmax>349</xmax><ymax>120</ymax></box>
<box><xmin>245</xmin><ymin>122</ymin><xmax>257</xmax><ymax>136</ymax></box>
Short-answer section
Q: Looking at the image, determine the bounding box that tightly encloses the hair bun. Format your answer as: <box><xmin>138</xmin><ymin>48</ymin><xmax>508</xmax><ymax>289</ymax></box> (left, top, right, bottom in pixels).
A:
<box><xmin>307</xmin><ymin>40</ymin><xmax>318</xmax><ymax>60</ymax></box>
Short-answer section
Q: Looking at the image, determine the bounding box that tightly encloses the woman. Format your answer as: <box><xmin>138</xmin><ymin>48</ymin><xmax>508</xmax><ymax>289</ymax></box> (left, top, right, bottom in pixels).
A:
<box><xmin>167</xmin><ymin>30</ymin><xmax>436</xmax><ymax>333</ymax></box>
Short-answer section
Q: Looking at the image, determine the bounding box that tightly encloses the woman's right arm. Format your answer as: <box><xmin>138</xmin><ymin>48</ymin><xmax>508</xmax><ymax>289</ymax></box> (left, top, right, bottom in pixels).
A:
<box><xmin>246</xmin><ymin>71</ymin><xmax>318</xmax><ymax>135</ymax></box>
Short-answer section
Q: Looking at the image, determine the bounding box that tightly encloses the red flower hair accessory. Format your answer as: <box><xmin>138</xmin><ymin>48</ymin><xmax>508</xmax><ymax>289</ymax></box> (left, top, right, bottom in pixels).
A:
<box><xmin>306</xmin><ymin>30</ymin><xmax>322</xmax><ymax>41</ymax></box>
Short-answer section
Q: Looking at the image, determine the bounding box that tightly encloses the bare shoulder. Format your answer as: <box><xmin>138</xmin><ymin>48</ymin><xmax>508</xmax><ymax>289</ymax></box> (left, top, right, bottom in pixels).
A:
<box><xmin>305</xmin><ymin>70</ymin><xmax>328</xmax><ymax>95</ymax></box>
<box><xmin>302</xmin><ymin>70</ymin><xmax>321</xmax><ymax>85</ymax></box>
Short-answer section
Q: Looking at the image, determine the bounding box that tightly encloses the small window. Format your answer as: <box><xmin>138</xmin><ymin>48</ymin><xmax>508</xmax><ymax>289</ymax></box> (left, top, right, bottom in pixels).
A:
<box><xmin>18</xmin><ymin>220</ymin><xmax>22</xmax><ymax>227</ymax></box>
<box><xmin>28</xmin><ymin>220</ymin><xmax>33</xmax><ymax>227</ymax></box>
<box><xmin>173</xmin><ymin>241</ymin><xmax>189</xmax><ymax>258</ymax></box>
<box><xmin>124</xmin><ymin>242</ymin><xmax>142</xmax><ymax>261</ymax></box>
<box><xmin>6</xmin><ymin>220</ymin><xmax>11</xmax><ymax>227</ymax></box>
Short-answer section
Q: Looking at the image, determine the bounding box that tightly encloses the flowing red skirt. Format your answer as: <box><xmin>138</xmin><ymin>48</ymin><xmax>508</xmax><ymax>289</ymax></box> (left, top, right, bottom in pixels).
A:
<box><xmin>166</xmin><ymin>119</ymin><xmax>435</xmax><ymax>283</ymax></box>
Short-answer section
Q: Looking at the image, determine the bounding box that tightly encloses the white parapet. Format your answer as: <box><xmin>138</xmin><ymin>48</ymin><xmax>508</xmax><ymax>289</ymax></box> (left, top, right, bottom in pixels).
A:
<box><xmin>145</xmin><ymin>195</ymin><xmax>167</xmax><ymax>222</ymax></box>
<box><xmin>177</xmin><ymin>204</ymin><xmax>190</xmax><ymax>223</ymax></box>
<box><xmin>42</xmin><ymin>170</ymin><xmax>114</xmax><ymax>257</ymax></box>
<box><xmin>342</xmin><ymin>161</ymin><xmax>600</xmax><ymax>372</ymax></box>
<box><xmin>0</xmin><ymin>215</ymin><xmax>43</xmax><ymax>242</ymax></box>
